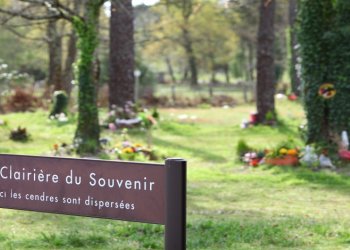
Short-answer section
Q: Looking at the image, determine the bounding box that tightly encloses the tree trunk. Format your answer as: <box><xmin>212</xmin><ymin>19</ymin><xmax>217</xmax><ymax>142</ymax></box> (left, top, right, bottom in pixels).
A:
<box><xmin>62</xmin><ymin>31</ymin><xmax>77</xmax><ymax>96</ymax></box>
<box><xmin>224</xmin><ymin>64</ymin><xmax>230</xmax><ymax>84</ymax></box>
<box><xmin>211</xmin><ymin>70</ymin><xmax>216</xmax><ymax>84</ymax></box>
<box><xmin>243</xmin><ymin>41</ymin><xmax>256</xmax><ymax>101</ymax></box>
<box><xmin>109</xmin><ymin>0</ymin><xmax>135</xmax><ymax>108</ymax></box>
<box><xmin>182</xmin><ymin>66</ymin><xmax>189</xmax><ymax>83</ymax></box>
<box><xmin>247</xmin><ymin>42</ymin><xmax>255</xmax><ymax>82</ymax></box>
<box><xmin>165</xmin><ymin>56</ymin><xmax>177</xmax><ymax>84</ymax></box>
<box><xmin>47</xmin><ymin>19</ymin><xmax>63</xmax><ymax>92</ymax></box>
<box><xmin>62</xmin><ymin>0</ymin><xmax>80</xmax><ymax>97</ymax></box>
<box><xmin>240</xmin><ymin>41</ymin><xmax>250</xmax><ymax>103</ymax></box>
<box><xmin>243</xmin><ymin>83</ymin><xmax>249</xmax><ymax>103</ymax></box>
<box><xmin>256</xmin><ymin>0</ymin><xmax>276</xmax><ymax>124</ymax></box>
<box><xmin>182</xmin><ymin>26</ymin><xmax>198</xmax><ymax>87</ymax></box>
<box><xmin>165</xmin><ymin>56</ymin><xmax>177</xmax><ymax>102</ymax></box>
<box><xmin>289</xmin><ymin>0</ymin><xmax>301</xmax><ymax>96</ymax></box>
<box><xmin>73</xmin><ymin>1</ymin><xmax>102</xmax><ymax>154</ymax></box>
<box><xmin>210</xmin><ymin>54</ymin><xmax>216</xmax><ymax>84</ymax></box>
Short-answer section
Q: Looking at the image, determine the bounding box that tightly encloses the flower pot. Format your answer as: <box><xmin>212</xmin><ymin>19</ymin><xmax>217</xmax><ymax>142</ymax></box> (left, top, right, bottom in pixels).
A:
<box><xmin>265</xmin><ymin>155</ymin><xmax>299</xmax><ymax>166</ymax></box>
<box><xmin>250</xmin><ymin>112</ymin><xmax>258</xmax><ymax>125</ymax></box>
<box><xmin>339</xmin><ymin>149</ymin><xmax>350</xmax><ymax>161</ymax></box>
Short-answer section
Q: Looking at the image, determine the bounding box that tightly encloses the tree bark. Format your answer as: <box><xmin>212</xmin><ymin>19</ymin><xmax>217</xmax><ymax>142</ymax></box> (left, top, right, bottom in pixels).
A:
<box><xmin>165</xmin><ymin>56</ymin><xmax>177</xmax><ymax>84</ymax></box>
<box><xmin>224</xmin><ymin>64</ymin><xmax>230</xmax><ymax>84</ymax></box>
<box><xmin>256</xmin><ymin>0</ymin><xmax>276</xmax><ymax>124</ymax></box>
<box><xmin>74</xmin><ymin>1</ymin><xmax>102</xmax><ymax>154</ymax></box>
<box><xmin>289</xmin><ymin>0</ymin><xmax>301</xmax><ymax>96</ymax></box>
<box><xmin>247</xmin><ymin>42</ymin><xmax>255</xmax><ymax>82</ymax></box>
<box><xmin>182</xmin><ymin>26</ymin><xmax>198</xmax><ymax>87</ymax></box>
<box><xmin>62</xmin><ymin>0</ymin><xmax>80</xmax><ymax>97</ymax></box>
<box><xmin>182</xmin><ymin>66</ymin><xmax>189</xmax><ymax>83</ymax></box>
<box><xmin>109</xmin><ymin>0</ymin><xmax>135</xmax><ymax>108</ymax></box>
<box><xmin>62</xmin><ymin>31</ymin><xmax>77</xmax><ymax>96</ymax></box>
<box><xmin>209</xmin><ymin>54</ymin><xmax>216</xmax><ymax>84</ymax></box>
<box><xmin>47</xmin><ymin>19</ymin><xmax>63</xmax><ymax>92</ymax></box>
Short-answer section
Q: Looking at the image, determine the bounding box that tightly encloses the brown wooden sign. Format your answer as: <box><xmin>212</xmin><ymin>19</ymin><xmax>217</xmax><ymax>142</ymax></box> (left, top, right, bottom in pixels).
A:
<box><xmin>0</xmin><ymin>155</ymin><xmax>187</xmax><ymax>250</ymax></box>
<box><xmin>0</xmin><ymin>154</ymin><xmax>165</xmax><ymax>224</ymax></box>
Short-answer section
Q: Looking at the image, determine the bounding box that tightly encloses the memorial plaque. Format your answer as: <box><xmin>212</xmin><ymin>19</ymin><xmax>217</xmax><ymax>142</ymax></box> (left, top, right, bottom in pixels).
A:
<box><xmin>0</xmin><ymin>154</ymin><xmax>165</xmax><ymax>224</ymax></box>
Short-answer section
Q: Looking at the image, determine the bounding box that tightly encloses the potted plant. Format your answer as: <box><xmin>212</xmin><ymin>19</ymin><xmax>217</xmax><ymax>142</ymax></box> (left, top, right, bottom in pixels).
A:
<box><xmin>265</xmin><ymin>143</ymin><xmax>299</xmax><ymax>166</ymax></box>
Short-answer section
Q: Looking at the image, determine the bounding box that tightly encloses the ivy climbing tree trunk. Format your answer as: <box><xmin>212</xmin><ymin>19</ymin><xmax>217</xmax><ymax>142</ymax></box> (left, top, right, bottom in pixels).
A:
<box><xmin>327</xmin><ymin>0</ymin><xmax>350</xmax><ymax>140</ymax></box>
<box><xmin>0</xmin><ymin>0</ymin><xmax>106</xmax><ymax>155</ymax></box>
<box><xmin>299</xmin><ymin>0</ymin><xmax>334</xmax><ymax>144</ymax></box>
<box><xmin>256</xmin><ymin>0</ymin><xmax>276</xmax><ymax>124</ymax></box>
<box><xmin>73</xmin><ymin>0</ymin><xmax>104</xmax><ymax>154</ymax></box>
<box><xmin>109</xmin><ymin>0</ymin><xmax>135</xmax><ymax>108</ymax></box>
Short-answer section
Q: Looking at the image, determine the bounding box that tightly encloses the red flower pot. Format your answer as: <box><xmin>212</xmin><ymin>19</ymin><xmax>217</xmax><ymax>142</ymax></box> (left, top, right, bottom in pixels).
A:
<box><xmin>265</xmin><ymin>155</ymin><xmax>299</xmax><ymax>166</ymax></box>
<box><xmin>250</xmin><ymin>112</ymin><xmax>258</xmax><ymax>125</ymax></box>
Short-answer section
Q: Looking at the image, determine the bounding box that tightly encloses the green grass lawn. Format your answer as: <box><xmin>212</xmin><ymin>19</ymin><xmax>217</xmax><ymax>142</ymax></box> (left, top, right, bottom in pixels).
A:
<box><xmin>1</xmin><ymin>99</ymin><xmax>350</xmax><ymax>249</ymax></box>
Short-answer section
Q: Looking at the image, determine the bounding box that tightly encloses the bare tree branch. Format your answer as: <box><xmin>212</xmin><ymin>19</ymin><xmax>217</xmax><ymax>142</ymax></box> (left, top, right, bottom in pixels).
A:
<box><xmin>0</xmin><ymin>0</ymin><xmax>78</xmax><ymax>23</ymax></box>
<box><xmin>0</xmin><ymin>7</ymin><xmax>61</xmax><ymax>20</ymax></box>
<box><xmin>2</xmin><ymin>20</ymin><xmax>48</xmax><ymax>27</ymax></box>
<box><xmin>4</xmin><ymin>25</ymin><xmax>47</xmax><ymax>42</ymax></box>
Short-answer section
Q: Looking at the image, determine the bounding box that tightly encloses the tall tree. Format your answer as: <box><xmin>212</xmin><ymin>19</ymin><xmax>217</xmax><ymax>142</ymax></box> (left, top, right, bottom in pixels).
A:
<box><xmin>0</xmin><ymin>0</ymin><xmax>105</xmax><ymax>154</ymax></box>
<box><xmin>62</xmin><ymin>0</ymin><xmax>80</xmax><ymax>97</ymax></box>
<box><xmin>289</xmin><ymin>0</ymin><xmax>301</xmax><ymax>96</ymax></box>
<box><xmin>62</xmin><ymin>27</ymin><xmax>77</xmax><ymax>96</ymax></box>
<box><xmin>0</xmin><ymin>3</ymin><xmax>73</xmax><ymax>95</ymax></box>
<box><xmin>256</xmin><ymin>0</ymin><xmax>276</xmax><ymax>124</ymax></box>
<box><xmin>327</xmin><ymin>0</ymin><xmax>350</xmax><ymax>140</ymax></box>
<box><xmin>109</xmin><ymin>0</ymin><xmax>135</xmax><ymax>108</ymax></box>
<box><xmin>143</xmin><ymin>1</ymin><xmax>236</xmax><ymax>88</ymax></box>
<box><xmin>73</xmin><ymin>0</ymin><xmax>104</xmax><ymax>154</ymax></box>
<box><xmin>163</xmin><ymin>0</ymin><xmax>198</xmax><ymax>87</ymax></box>
<box><xmin>47</xmin><ymin>19</ymin><xmax>63</xmax><ymax>92</ymax></box>
<box><xmin>226</xmin><ymin>1</ymin><xmax>259</xmax><ymax>101</ymax></box>
<box><xmin>191</xmin><ymin>3</ymin><xmax>236</xmax><ymax>85</ymax></box>
<box><xmin>180</xmin><ymin>0</ymin><xmax>198</xmax><ymax>87</ymax></box>
<box><xmin>299</xmin><ymin>0</ymin><xmax>334</xmax><ymax>144</ymax></box>
<box><xmin>231</xmin><ymin>3</ymin><xmax>258</xmax><ymax>83</ymax></box>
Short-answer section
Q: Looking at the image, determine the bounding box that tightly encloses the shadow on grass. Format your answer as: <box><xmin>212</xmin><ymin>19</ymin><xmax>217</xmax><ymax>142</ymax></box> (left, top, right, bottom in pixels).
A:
<box><xmin>153</xmin><ymin>137</ymin><xmax>227</xmax><ymax>163</ymax></box>
<box><xmin>269</xmin><ymin>166</ymin><xmax>350</xmax><ymax>193</ymax></box>
<box><xmin>237</xmin><ymin>121</ymin><xmax>300</xmax><ymax>141</ymax></box>
<box><xmin>276</xmin><ymin>119</ymin><xmax>300</xmax><ymax>138</ymax></box>
<box><xmin>159</xmin><ymin>121</ymin><xmax>200</xmax><ymax>137</ymax></box>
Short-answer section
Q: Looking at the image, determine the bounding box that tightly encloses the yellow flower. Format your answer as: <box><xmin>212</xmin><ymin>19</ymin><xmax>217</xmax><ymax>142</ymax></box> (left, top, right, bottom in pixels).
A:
<box><xmin>287</xmin><ymin>149</ymin><xmax>298</xmax><ymax>156</ymax></box>
<box><xmin>134</xmin><ymin>143</ymin><xmax>143</xmax><ymax>148</ymax></box>
<box><xmin>122</xmin><ymin>147</ymin><xmax>134</xmax><ymax>154</ymax></box>
<box><xmin>279</xmin><ymin>148</ymin><xmax>288</xmax><ymax>155</ymax></box>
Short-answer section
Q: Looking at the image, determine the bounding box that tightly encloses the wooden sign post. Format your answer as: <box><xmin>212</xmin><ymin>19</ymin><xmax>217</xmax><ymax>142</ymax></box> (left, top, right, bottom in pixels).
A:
<box><xmin>0</xmin><ymin>154</ymin><xmax>187</xmax><ymax>250</ymax></box>
<box><xmin>165</xmin><ymin>158</ymin><xmax>186</xmax><ymax>250</ymax></box>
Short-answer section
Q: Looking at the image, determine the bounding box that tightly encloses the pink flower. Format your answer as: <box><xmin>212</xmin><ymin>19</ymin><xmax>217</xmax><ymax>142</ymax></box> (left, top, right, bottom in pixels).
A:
<box><xmin>108</xmin><ymin>123</ymin><xmax>117</xmax><ymax>131</ymax></box>
<box><xmin>122</xmin><ymin>141</ymin><xmax>132</xmax><ymax>148</ymax></box>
